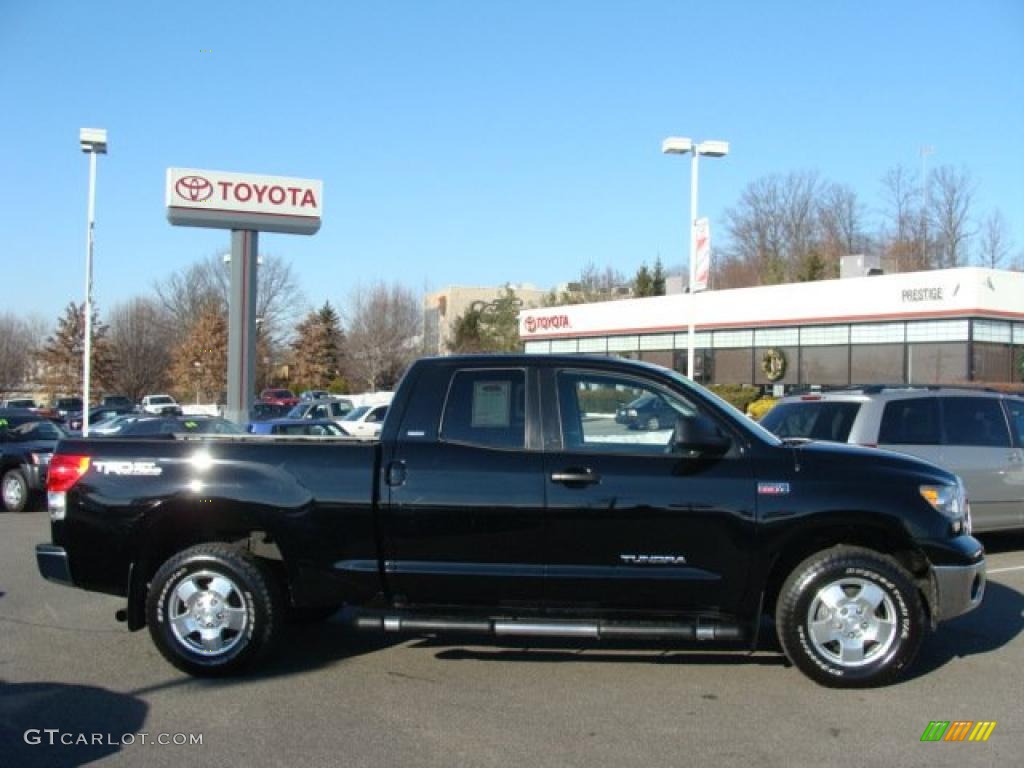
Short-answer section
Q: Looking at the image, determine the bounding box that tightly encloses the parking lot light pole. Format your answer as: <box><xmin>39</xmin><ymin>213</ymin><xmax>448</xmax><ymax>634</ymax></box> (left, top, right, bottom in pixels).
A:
<box><xmin>662</xmin><ymin>137</ymin><xmax>729</xmax><ymax>380</ymax></box>
<box><xmin>79</xmin><ymin>128</ymin><xmax>108</xmax><ymax>437</ymax></box>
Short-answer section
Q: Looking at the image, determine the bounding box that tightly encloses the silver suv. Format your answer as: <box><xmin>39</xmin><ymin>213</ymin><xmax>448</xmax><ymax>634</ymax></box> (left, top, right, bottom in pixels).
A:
<box><xmin>760</xmin><ymin>387</ymin><xmax>1024</xmax><ymax>532</ymax></box>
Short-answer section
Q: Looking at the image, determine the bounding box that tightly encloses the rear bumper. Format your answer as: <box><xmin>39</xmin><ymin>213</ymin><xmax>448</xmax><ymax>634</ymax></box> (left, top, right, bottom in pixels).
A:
<box><xmin>36</xmin><ymin>544</ymin><xmax>73</xmax><ymax>586</ymax></box>
<box><xmin>932</xmin><ymin>560</ymin><xmax>986</xmax><ymax>622</ymax></box>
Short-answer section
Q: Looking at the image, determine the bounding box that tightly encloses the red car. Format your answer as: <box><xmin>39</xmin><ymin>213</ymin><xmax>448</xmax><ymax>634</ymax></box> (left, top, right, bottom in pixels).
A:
<box><xmin>259</xmin><ymin>388</ymin><xmax>299</xmax><ymax>407</ymax></box>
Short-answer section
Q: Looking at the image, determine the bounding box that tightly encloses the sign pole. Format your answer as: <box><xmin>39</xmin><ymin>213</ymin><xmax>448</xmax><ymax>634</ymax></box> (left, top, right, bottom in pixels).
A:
<box><xmin>226</xmin><ymin>230</ymin><xmax>259</xmax><ymax>425</ymax></box>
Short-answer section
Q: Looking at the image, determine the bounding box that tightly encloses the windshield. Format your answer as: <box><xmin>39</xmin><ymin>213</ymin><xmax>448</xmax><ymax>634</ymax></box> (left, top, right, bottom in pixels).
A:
<box><xmin>148</xmin><ymin>396</ymin><xmax>174</xmax><ymax>405</ymax></box>
<box><xmin>760</xmin><ymin>401</ymin><xmax>862</xmax><ymax>442</ymax></box>
<box><xmin>342</xmin><ymin>406</ymin><xmax>370</xmax><ymax>421</ymax></box>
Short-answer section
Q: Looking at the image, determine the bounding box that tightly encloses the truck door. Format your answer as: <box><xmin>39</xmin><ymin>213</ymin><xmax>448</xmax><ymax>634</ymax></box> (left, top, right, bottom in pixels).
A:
<box><xmin>380</xmin><ymin>366</ymin><xmax>547</xmax><ymax>608</ymax></box>
<box><xmin>541</xmin><ymin>367</ymin><xmax>757</xmax><ymax>614</ymax></box>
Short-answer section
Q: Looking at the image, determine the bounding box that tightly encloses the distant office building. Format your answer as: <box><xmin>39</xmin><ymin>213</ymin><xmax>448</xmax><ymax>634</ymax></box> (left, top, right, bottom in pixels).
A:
<box><xmin>423</xmin><ymin>284</ymin><xmax>549</xmax><ymax>356</ymax></box>
<box><xmin>519</xmin><ymin>267</ymin><xmax>1024</xmax><ymax>388</ymax></box>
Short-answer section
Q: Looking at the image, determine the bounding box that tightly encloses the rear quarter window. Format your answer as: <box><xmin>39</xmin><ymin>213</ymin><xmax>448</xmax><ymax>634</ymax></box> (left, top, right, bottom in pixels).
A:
<box><xmin>878</xmin><ymin>398</ymin><xmax>941</xmax><ymax>445</ymax></box>
<box><xmin>760</xmin><ymin>401</ymin><xmax>861</xmax><ymax>442</ymax></box>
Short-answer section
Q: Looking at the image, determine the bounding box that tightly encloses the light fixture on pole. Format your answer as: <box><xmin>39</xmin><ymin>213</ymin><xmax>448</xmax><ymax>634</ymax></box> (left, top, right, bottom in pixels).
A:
<box><xmin>662</xmin><ymin>136</ymin><xmax>729</xmax><ymax>380</ymax></box>
<box><xmin>80</xmin><ymin>128</ymin><xmax>107</xmax><ymax>437</ymax></box>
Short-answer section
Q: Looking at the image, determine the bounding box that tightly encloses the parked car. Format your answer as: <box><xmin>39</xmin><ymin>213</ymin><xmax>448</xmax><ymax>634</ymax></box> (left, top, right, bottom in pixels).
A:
<box><xmin>249</xmin><ymin>403</ymin><xmax>293</xmax><ymax>422</ymax></box>
<box><xmin>286</xmin><ymin>398</ymin><xmax>354</xmax><ymax>424</ymax></box>
<box><xmin>760</xmin><ymin>386</ymin><xmax>1024</xmax><ymax>532</ymax></box>
<box><xmin>299</xmin><ymin>390</ymin><xmax>331</xmax><ymax>401</ymax></box>
<box><xmin>53</xmin><ymin>397</ymin><xmax>84</xmax><ymax>422</ymax></box>
<box><xmin>260</xmin><ymin>388</ymin><xmax>300</xmax><ymax>407</ymax></box>
<box><xmin>66</xmin><ymin>405</ymin><xmax>135</xmax><ymax>433</ymax></box>
<box><xmin>0</xmin><ymin>410</ymin><xmax>64</xmax><ymax>512</ymax></box>
<box><xmin>140</xmin><ymin>394</ymin><xmax>183</xmax><ymax>416</ymax></box>
<box><xmin>1</xmin><ymin>398</ymin><xmax>39</xmax><ymax>409</ymax></box>
<box><xmin>87</xmin><ymin>413</ymin><xmax>145</xmax><ymax>436</ymax></box>
<box><xmin>38</xmin><ymin>354</ymin><xmax>985</xmax><ymax>687</ymax></box>
<box><xmin>247</xmin><ymin>418</ymin><xmax>347</xmax><ymax>436</ymax></box>
<box><xmin>338</xmin><ymin>403</ymin><xmax>388</xmax><ymax>437</ymax></box>
<box><xmin>614</xmin><ymin>392</ymin><xmax>677</xmax><ymax>431</ymax></box>
<box><xmin>100</xmin><ymin>395</ymin><xmax>135</xmax><ymax>409</ymax></box>
<box><xmin>102</xmin><ymin>415</ymin><xmax>244</xmax><ymax>438</ymax></box>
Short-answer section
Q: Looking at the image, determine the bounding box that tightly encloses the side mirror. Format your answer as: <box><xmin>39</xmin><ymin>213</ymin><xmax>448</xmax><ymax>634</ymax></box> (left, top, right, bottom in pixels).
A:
<box><xmin>672</xmin><ymin>415</ymin><xmax>731</xmax><ymax>455</ymax></box>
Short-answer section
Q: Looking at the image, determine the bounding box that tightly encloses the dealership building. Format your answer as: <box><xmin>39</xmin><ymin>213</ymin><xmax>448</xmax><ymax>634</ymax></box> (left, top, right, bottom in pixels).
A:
<box><xmin>518</xmin><ymin>267</ymin><xmax>1024</xmax><ymax>388</ymax></box>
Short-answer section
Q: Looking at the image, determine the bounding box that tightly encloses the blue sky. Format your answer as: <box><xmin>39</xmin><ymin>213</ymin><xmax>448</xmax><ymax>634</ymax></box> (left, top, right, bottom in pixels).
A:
<box><xmin>1</xmin><ymin>0</ymin><xmax>1022</xmax><ymax>324</ymax></box>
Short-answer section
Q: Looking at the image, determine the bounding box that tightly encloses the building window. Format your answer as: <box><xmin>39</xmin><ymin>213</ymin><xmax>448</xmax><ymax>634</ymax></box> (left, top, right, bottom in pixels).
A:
<box><xmin>607</xmin><ymin>335</ymin><xmax>640</xmax><ymax>352</ymax></box>
<box><xmin>712</xmin><ymin>349</ymin><xmax>753</xmax><ymax>385</ymax></box>
<box><xmin>549</xmin><ymin>339</ymin><xmax>579</xmax><ymax>353</ymax></box>
<box><xmin>973</xmin><ymin>320</ymin><xmax>1012</xmax><ymax>343</ymax></box>
<box><xmin>639</xmin><ymin>334</ymin><xmax>674</xmax><ymax>351</ymax></box>
<box><xmin>524</xmin><ymin>341</ymin><xmax>550</xmax><ymax>354</ymax></box>
<box><xmin>908</xmin><ymin>342</ymin><xmax>967</xmax><ymax>384</ymax></box>
<box><xmin>851</xmin><ymin>345</ymin><xmax>904</xmax><ymax>385</ymax></box>
<box><xmin>972</xmin><ymin>342</ymin><xmax>1012</xmax><ymax>383</ymax></box>
<box><xmin>639</xmin><ymin>350</ymin><xmax>673</xmax><ymax>369</ymax></box>
<box><xmin>800</xmin><ymin>325</ymin><xmax>850</xmax><ymax>346</ymax></box>
<box><xmin>754</xmin><ymin>328</ymin><xmax>799</xmax><ymax>347</ymax></box>
<box><xmin>675</xmin><ymin>331</ymin><xmax>712</xmax><ymax>349</ymax></box>
<box><xmin>712</xmin><ymin>330</ymin><xmax>754</xmax><ymax>349</ymax></box>
<box><xmin>906</xmin><ymin>320</ymin><xmax>969</xmax><ymax>343</ymax></box>
<box><xmin>577</xmin><ymin>337</ymin><xmax>608</xmax><ymax>354</ymax></box>
<box><xmin>799</xmin><ymin>345</ymin><xmax>850</xmax><ymax>386</ymax></box>
<box><xmin>851</xmin><ymin>323</ymin><xmax>905</xmax><ymax>344</ymax></box>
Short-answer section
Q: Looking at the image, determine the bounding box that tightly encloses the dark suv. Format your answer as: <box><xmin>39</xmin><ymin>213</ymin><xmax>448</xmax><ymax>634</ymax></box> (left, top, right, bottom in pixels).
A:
<box><xmin>761</xmin><ymin>387</ymin><xmax>1024</xmax><ymax>532</ymax></box>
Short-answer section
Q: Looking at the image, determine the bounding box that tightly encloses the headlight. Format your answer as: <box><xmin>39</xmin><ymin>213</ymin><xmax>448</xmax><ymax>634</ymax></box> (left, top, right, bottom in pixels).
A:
<box><xmin>919</xmin><ymin>482</ymin><xmax>967</xmax><ymax>525</ymax></box>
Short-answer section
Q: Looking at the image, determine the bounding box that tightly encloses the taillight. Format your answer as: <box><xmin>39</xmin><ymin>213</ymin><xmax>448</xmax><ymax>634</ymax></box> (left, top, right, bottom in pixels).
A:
<box><xmin>48</xmin><ymin>455</ymin><xmax>91</xmax><ymax>493</ymax></box>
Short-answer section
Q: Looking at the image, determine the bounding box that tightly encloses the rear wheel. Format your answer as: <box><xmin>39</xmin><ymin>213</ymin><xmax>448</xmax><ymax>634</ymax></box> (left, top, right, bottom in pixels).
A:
<box><xmin>775</xmin><ymin>546</ymin><xmax>924</xmax><ymax>687</ymax></box>
<box><xmin>2</xmin><ymin>469</ymin><xmax>30</xmax><ymax>512</ymax></box>
<box><xmin>146</xmin><ymin>544</ymin><xmax>283</xmax><ymax>676</ymax></box>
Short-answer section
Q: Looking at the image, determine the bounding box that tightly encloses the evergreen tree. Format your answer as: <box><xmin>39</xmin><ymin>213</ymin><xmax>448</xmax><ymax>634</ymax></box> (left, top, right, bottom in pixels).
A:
<box><xmin>168</xmin><ymin>302</ymin><xmax>228</xmax><ymax>404</ymax></box>
<box><xmin>652</xmin><ymin>257</ymin><xmax>667</xmax><ymax>295</ymax></box>
<box><xmin>633</xmin><ymin>264</ymin><xmax>654</xmax><ymax>297</ymax></box>
<box><xmin>38</xmin><ymin>302</ymin><xmax>114</xmax><ymax>400</ymax></box>
<box><xmin>448</xmin><ymin>286</ymin><xmax>524</xmax><ymax>353</ymax></box>
<box><xmin>291</xmin><ymin>301</ymin><xmax>344</xmax><ymax>389</ymax></box>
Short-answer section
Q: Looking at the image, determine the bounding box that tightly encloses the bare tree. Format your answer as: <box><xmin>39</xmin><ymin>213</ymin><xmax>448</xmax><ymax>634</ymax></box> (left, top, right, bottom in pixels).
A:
<box><xmin>977</xmin><ymin>209</ymin><xmax>1012</xmax><ymax>269</ymax></box>
<box><xmin>879</xmin><ymin>165</ymin><xmax>928</xmax><ymax>271</ymax></box>
<box><xmin>929</xmin><ymin>165</ymin><xmax>974</xmax><ymax>268</ymax></box>
<box><xmin>106</xmin><ymin>298</ymin><xmax>175</xmax><ymax>401</ymax></box>
<box><xmin>155</xmin><ymin>252</ymin><xmax>305</xmax><ymax>347</ymax></box>
<box><xmin>0</xmin><ymin>313</ymin><xmax>46</xmax><ymax>396</ymax></box>
<box><xmin>343</xmin><ymin>282</ymin><xmax>421</xmax><ymax>392</ymax></box>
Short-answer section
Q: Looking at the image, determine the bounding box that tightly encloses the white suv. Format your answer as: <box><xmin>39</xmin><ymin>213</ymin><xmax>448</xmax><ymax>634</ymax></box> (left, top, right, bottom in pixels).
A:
<box><xmin>140</xmin><ymin>394</ymin><xmax>182</xmax><ymax>416</ymax></box>
<box><xmin>760</xmin><ymin>387</ymin><xmax>1024</xmax><ymax>532</ymax></box>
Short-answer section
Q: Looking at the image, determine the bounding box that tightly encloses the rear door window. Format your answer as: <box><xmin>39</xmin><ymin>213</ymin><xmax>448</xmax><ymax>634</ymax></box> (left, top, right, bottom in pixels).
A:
<box><xmin>1005</xmin><ymin>399</ymin><xmax>1024</xmax><ymax>447</ymax></box>
<box><xmin>760</xmin><ymin>402</ymin><xmax>861</xmax><ymax>442</ymax></box>
<box><xmin>878</xmin><ymin>398</ymin><xmax>941</xmax><ymax>445</ymax></box>
<box><xmin>441</xmin><ymin>370</ymin><xmax>526</xmax><ymax>450</ymax></box>
<box><xmin>941</xmin><ymin>397</ymin><xmax>1011</xmax><ymax>447</ymax></box>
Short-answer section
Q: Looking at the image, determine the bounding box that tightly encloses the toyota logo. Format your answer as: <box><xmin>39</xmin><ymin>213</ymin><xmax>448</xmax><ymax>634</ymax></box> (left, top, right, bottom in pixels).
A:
<box><xmin>526</xmin><ymin>317</ymin><xmax>537</xmax><ymax>333</ymax></box>
<box><xmin>175</xmin><ymin>175</ymin><xmax>214</xmax><ymax>202</ymax></box>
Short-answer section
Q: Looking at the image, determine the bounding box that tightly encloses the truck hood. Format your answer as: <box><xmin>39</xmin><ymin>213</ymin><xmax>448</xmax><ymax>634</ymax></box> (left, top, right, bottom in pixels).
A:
<box><xmin>783</xmin><ymin>438</ymin><xmax>959</xmax><ymax>486</ymax></box>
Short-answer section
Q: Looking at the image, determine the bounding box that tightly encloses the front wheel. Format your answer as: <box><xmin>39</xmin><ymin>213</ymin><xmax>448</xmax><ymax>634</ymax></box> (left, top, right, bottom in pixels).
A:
<box><xmin>146</xmin><ymin>544</ymin><xmax>283</xmax><ymax>676</ymax></box>
<box><xmin>775</xmin><ymin>546</ymin><xmax>925</xmax><ymax>687</ymax></box>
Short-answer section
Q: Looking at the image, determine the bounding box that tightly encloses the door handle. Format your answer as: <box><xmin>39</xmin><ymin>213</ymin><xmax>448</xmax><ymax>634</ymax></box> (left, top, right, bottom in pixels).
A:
<box><xmin>386</xmin><ymin>461</ymin><xmax>407</xmax><ymax>487</ymax></box>
<box><xmin>550</xmin><ymin>469</ymin><xmax>600</xmax><ymax>486</ymax></box>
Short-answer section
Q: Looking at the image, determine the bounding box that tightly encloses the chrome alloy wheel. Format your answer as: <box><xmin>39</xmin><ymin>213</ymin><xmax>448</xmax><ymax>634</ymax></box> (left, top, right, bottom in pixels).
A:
<box><xmin>806</xmin><ymin>577</ymin><xmax>898</xmax><ymax>668</ymax></box>
<box><xmin>167</xmin><ymin>570</ymin><xmax>249</xmax><ymax>656</ymax></box>
<box><xmin>3</xmin><ymin>474</ymin><xmax>26</xmax><ymax>510</ymax></box>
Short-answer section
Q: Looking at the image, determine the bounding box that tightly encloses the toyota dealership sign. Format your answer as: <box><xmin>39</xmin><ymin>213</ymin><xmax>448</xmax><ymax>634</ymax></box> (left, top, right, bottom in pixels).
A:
<box><xmin>166</xmin><ymin>168</ymin><xmax>322</xmax><ymax>234</ymax></box>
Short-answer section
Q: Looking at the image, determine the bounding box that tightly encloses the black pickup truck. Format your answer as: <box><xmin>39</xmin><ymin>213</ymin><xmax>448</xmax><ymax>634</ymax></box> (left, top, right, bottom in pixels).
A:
<box><xmin>36</xmin><ymin>355</ymin><xmax>986</xmax><ymax>687</ymax></box>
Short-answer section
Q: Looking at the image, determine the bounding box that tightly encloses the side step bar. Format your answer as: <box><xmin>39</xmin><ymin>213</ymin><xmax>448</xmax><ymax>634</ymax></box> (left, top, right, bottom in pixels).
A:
<box><xmin>354</xmin><ymin>615</ymin><xmax>744</xmax><ymax>642</ymax></box>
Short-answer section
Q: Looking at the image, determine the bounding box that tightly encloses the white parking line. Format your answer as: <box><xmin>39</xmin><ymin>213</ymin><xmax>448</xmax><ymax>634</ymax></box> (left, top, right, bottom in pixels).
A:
<box><xmin>987</xmin><ymin>565</ymin><xmax>1024</xmax><ymax>574</ymax></box>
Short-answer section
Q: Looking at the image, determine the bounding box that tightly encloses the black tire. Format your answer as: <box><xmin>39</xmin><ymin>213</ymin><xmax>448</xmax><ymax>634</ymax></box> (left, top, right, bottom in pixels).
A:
<box><xmin>2</xmin><ymin>468</ymin><xmax>30</xmax><ymax>513</ymax></box>
<box><xmin>146</xmin><ymin>544</ymin><xmax>283</xmax><ymax>677</ymax></box>
<box><xmin>775</xmin><ymin>546</ymin><xmax>925</xmax><ymax>688</ymax></box>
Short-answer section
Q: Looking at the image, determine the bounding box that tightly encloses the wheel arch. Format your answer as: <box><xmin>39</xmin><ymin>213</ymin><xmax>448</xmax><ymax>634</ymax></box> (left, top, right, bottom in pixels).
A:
<box><xmin>760</xmin><ymin>519</ymin><xmax>932</xmax><ymax>622</ymax></box>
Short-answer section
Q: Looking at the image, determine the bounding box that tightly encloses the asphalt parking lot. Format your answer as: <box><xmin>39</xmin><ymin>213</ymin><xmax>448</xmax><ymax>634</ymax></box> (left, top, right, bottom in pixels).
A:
<box><xmin>1</xmin><ymin>509</ymin><xmax>1022</xmax><ymax>768</ymax></box>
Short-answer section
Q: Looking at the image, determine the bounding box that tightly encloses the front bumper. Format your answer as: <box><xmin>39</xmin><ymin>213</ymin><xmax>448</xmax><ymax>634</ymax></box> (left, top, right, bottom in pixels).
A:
<box><xmin>932</xmin><ymin>559</ymin><xmax>986</xmax><ymax>622</ymax></box>
<box><xmin>36</xmin><ymin>544</ymin><xmax>73</xmax><ymax>586</ymax></box>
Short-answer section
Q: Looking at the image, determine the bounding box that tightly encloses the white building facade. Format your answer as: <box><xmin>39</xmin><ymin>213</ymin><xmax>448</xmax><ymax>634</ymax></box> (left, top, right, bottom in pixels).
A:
<box><xmin>519</xmin><ymin>268</ymin><xmax>1024</xmax><ymax>388</ymax></box>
